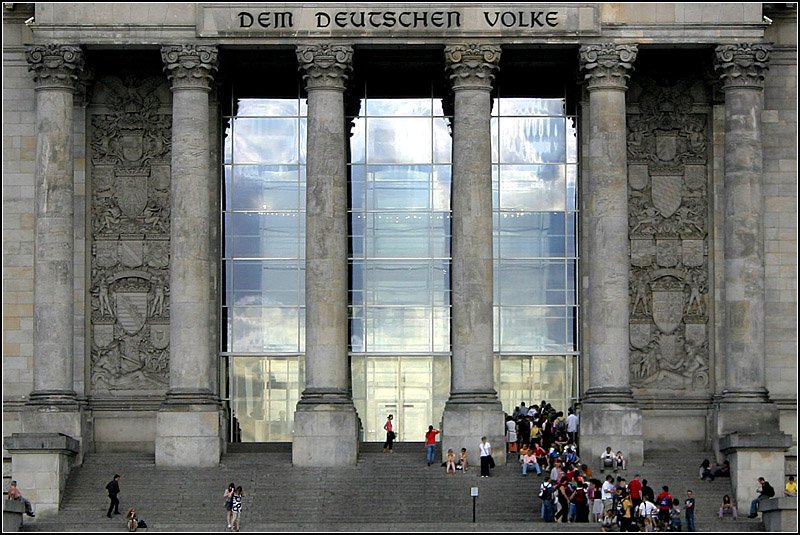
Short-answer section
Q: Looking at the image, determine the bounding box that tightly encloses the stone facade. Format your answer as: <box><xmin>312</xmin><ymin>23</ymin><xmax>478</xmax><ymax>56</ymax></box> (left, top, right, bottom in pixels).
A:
<box><xmin>2</xmin><ymin>1</ymin><xmax>796</xmax><ymax>511</ymax></box>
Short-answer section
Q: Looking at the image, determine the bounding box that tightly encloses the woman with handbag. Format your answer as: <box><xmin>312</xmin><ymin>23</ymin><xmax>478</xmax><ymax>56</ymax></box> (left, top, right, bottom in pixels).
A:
<box><xmin>383</xmin><ymin>414</ymin><xmax>395</xmax><ymax>453</ymax></box>
<box><xmin>479</xmin><ymin>436</ymin><xmax>494</xmax><ymax>477</ymax></box>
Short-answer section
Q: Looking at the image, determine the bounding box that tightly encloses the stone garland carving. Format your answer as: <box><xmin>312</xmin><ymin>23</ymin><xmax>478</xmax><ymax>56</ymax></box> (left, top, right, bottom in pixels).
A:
<box><xmin>90</xmin><ymin>74</ymin><xmax>172</xmax><ymax>393</ymax></box>
<box><xmin>627</xmin><ymin>77</ymin><xmax>711</xmax><ymax>390</ymax></box>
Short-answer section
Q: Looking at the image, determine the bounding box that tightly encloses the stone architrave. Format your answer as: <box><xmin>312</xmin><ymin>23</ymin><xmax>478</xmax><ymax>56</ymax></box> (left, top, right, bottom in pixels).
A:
<box><xmin>292</xmin><ymin>44</ymin><xmax>359</xmax><ymax>468</ymax></box>
<box><xmin>714</xmin><ymin>43</ymin><xmax>783</xmax><ymax>444</ymax></box>
<box><xmin>579</xmin><ymin>43</ymin><xmax>643</xmax><ymax>467</ymax></box>
<box><xmin>440</xmin><ymin>43</ymin><xmax>506</xmax><ymax>467</ymax></box>
<box><xmin>156</xmin><ymin>44</ymin><xmax>221</xmax><ymax>468</ymax></box>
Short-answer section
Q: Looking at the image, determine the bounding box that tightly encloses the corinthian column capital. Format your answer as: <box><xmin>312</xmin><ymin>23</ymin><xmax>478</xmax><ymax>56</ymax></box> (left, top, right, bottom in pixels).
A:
<box><xmin>715</xmin><ymin>43</ymin><xmax>771</xmax><ymax>90</ymax></box>
<box><xmin>579</xmin><ymin>44</ymin><xmax>638</xmax><ymax>91</ymax></box>
<box><xmin>161</xmin><ymin>45</ymin><xmax>218</xmax><ymax>91</ymax></box>
<box><xmin>296</xmin><ymin>44</ymin><xmax>353</xmax><ymax>91</ymax></box>
<box><xmin>26</xmin><ymin>45</ymin><xmax>85</xmax><ymax>92</ymax></box>
<box><xmin>445</xmin><ymin>44</ymin><xmax>501</xmax><ymax>91</ymax></box>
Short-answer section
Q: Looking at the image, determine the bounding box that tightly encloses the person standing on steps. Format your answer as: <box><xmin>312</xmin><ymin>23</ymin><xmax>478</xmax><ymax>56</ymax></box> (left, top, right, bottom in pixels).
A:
<box><xmin>224</xmin><ymin>482</ymin><xmax>236</xmax><ymax>530</ymax></box>
<box><xmin>106</xmin><ymin>474</ymin><xmax>121</xmax><ymax>518</ymax></box>
<box><xmin>479</xmin><ymin>436</ymin><xmax>494</xmax><ymax>477</ymax></box>
<box><xmin>383</xmin><ymin>414</ymin><xmax>396</xmax><ymax>453</ymax></box>
<box><xmin>424</xmin><ymin>425</ymin><xmax>440</xmax><ymax>466</ymax></box>
<box><xmin>684</xmin><ymin>489</ymin><xmax>696</xmax><ymax>532</ymax></box>
<box><xmin>231</xmin><ymin>485</ymin><xmax>244</xmax><ymax>532</ymax></box>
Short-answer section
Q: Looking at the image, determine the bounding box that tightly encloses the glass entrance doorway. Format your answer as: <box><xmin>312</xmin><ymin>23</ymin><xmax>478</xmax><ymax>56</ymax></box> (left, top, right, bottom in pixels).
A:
<box><xmin>352</xmin><ymin>355</ymin><xmax>450</xmax><ymax>442</ymax></box>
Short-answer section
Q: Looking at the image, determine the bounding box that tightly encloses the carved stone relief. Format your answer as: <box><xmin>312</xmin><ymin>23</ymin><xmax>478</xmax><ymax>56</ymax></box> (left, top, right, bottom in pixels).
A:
<box><xmin>89</xmin><ymin>74</ymin><xmax>171</xmax><ymax>393</ymax></box>
<box><xmin>627</xmin><ymin>77</ymin><xmax>711</xmax><ymax>391</ymax></box>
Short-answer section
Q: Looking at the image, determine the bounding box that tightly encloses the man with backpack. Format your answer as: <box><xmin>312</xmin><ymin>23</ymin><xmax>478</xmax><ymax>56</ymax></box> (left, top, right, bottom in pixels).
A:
<box><xmin>656</xmin><ymin>485</ymin><xmax>673</xmax><ymax>530</ymax></box>
<box><xmin>539</xmin><ymin>476</ymin><xmax>555</xmax><ymax>522</ymax></box>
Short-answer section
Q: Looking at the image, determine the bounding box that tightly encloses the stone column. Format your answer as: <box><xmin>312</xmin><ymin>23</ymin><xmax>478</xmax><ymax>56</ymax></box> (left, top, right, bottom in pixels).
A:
<box><xmin>714</xmin><ymin>43</ymin><xmax>789</xmax><ymax>504</ymax></box>
<box><xmin>578</xmin><ymin>44</ymin><xmax>643</xmax><ymax>467</ymax></box>
<box><xmin>441</xmin><ymin>44</ymin><xmax>506</xmax><ymax>466</ymax></box>
<box><xmin>292</xmin><ymin>44</ymin><xmax>359</xmax><ymax>467</ymax></box>
<box><xmin>26</xmin><ymin>45</ymin><xmax>84</xmax><ymax>408</ymax></box>
<box><xmin>15</xmin><ymin>44</ymin><xmax>87</xmax><ymax>516</ymax></box>
<box><xmin>156</xmin><ymin>45</ymin><xmax>221</xmax><ymax>467</ymax></box>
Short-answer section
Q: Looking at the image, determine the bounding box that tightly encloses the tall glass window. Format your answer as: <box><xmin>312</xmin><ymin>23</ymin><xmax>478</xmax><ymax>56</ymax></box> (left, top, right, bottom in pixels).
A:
<box><xmin>348</xmin><ymin>89</ymin><xmax>452</xmax><ymax>441</ymax></box>
<box><xmin>222</xmin><ymin>95</ymin><xmax>307</xmax><ymax>441</ymax></box>
<box><xmin>491</xmin><ymin>96</ymin><xmax>579</xmax><ymax>413</ymax></box>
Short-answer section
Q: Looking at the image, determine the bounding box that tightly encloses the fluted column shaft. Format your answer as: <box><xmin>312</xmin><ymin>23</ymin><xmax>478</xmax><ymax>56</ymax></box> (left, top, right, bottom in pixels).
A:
<box><xmin>296</xmin><ymin>44</ymin><xmax>352</xmax><ymax>404</ymax></box>
<box><xmin>579</xmin><ymin>44</ymin><xmax>638</xmax><ymax>402</ymax></box>
<box><xmin>446</xmin><ymin>44</ymin><xmax>501</xmax><ymax>403</ymax></box>
<box><xmin>26</xmin><ymin>45</ymin><xmax>85</xmax><ymax>405</ymax></box>
<box><xmin>160</xmin><ymin>45</ymin><xmax>218</xmax><ymax>402</ymax></box>
<box><xmin>715</xmin><ymin>44</ymin><xmax>771</xmax><ymax>402</ymax></box>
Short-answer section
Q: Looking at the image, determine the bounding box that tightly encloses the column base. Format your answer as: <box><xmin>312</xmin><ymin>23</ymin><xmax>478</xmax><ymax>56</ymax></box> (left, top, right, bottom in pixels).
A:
<box><xmin>579</xmin><ymin>400</ymin><xmax>643</xmax><ymax>468</ymax></box>
<box><xmin>292</xmin><ymin>402</ymin><xmax>359</xmax><ymax>467</ymax></box>
<box><xmin>3</xmin><ymin>433</ymin><xmax>80</xmax><ymax>516</ymax></box>
<box><xmin>719</xmin><ymin>432</ymin><xmax>791</xmax><ymax>509</ymax></box>
<box><xmin>716</xmin><ymin>393</ymin><xmax>780</xmax><ymax>436</ymax></box>
<box><xmin>155</xmin><ymin>403</ymin><xmax>222</xmax><ymax>467</ymax></box>
<box><xmin>441</xmin><ymin>400</ymin><xmax>506</xmax><ymax>466</ymax></box>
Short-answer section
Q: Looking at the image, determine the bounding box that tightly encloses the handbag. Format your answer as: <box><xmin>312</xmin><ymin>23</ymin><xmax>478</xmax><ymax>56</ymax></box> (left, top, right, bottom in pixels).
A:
<box><xmin>488</xmin><ymin>455</ymin><xmax>496</xmax><ymax>468</ymax></box>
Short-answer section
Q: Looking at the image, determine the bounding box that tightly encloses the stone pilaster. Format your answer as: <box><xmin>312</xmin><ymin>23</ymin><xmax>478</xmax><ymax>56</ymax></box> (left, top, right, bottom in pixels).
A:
<box><xmin>441</xmin><ymin>44</ymin><xmax>506</xmax><ymax>466</ymax></box>
<box><xmin>579</xmin><ymin>44</ymin><xmax>643</xmax><ymax>466</ymax></box>
<box><xmin>292</xmin><ymin>44</ymin><xmax>359</xmax><ymax>467</ymax></box>
<box><xmin>156</xmin><ymin>45</ymin><xmax>222</xmax><ymax>467</ymax></box>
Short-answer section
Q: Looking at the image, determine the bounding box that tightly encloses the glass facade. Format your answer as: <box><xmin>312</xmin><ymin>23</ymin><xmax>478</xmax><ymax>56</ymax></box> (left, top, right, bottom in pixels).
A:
<box><xmin>348</xmin><ymin>92</ymin><xmax>453</xmax><ymax>441</ymax></box>
<box><xmin>492</xmin><ymin>96</ymin><xmax>580</xmax><ymax>413</ymax></box>
<box><xmin>221</xmin><ymin>74</ymin><xmax>579</xmax><ymax>442</ymax></box>
<box><xmin>222</xmin><ymin>96</ymin><xmax>307</xmax><ymax>441</ymax></box>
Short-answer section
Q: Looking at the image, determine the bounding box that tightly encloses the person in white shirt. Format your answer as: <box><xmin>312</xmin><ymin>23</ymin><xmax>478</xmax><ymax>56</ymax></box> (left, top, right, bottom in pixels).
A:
<box><xmin>636</xmin><ymin>498</ymin><xmax>658</xmax><ymax>532</ymax></box>
<box><xmin>600</xmin><ymin>446</ymin><xmax>615</xmax><ymax>471</ymax></box>
<box><xmin>601</xmin><ymin>475</ymin><xmax>616</xmax><ymax>512</ymax></box>
<box><xmin>566</xmin><ymin>408</ymin><xmax>579</xmax><ymax>444</ymax></box>
<box><xmin>479</xmin><ymin>436</ymin><xmax>493</xmax><ymax>478</ymax></box>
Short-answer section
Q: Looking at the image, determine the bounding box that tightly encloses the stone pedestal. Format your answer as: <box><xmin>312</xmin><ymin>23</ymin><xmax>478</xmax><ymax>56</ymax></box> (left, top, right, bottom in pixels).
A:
<box><xmin>720</xmin><ymin>432</ymin><xmax>791</xmax><ymax>509</ymax></box>
<box><xmin>3</xmin><ymin>499</ymin><xmax>25</xmax><ymax>532</ymax></box>
<box><xmin>579</xmin><ymin>401</ymin><xmax>644</xmax><ymax>468</ymax></box>
<box><xmin>441</xmin><ymin>404</ymin><xmax>506</xmax><ymax>467</ymax></box>
<box><xmin>4</xmin><ymin>434</ymin><xmax>80</xmax><ymax>516</ymax></box>
<box><xmin>154</xmin><ymin>406</ymin><xmax>222</xmax><ymax>468</ymax></box>
<box><xmin>761</xmin><ymin>497</ymin><xmax>797</xmax><ymax>532</ymax></box>
<box><xmin>292</xmin><ymin>405</ymin><xmax>359</xmax><ymax>467</ymax></box>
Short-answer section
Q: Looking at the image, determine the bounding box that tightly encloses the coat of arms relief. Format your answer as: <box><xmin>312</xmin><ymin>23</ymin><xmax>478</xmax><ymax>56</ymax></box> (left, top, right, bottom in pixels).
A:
<box><xmin>89</xmin><ymin>74</ymin><xmax>171</xmax><ymax>393</ymax></box>
<box><xmin>627</xmin><ymin>77</ymin><xmax>711</xmax><ymax>391</ymax></box>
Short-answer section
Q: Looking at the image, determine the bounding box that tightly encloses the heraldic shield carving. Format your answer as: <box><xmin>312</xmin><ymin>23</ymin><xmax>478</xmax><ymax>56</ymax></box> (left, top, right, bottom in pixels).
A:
<box><xmin>626</xmin><ymin>73</ymin><xmax>711</xmax><ymax>391</ymax></box>
<box><xmin>89</xmin><ymin>72</ymin><xmax>172</xmax><ymax>394</ymax></box>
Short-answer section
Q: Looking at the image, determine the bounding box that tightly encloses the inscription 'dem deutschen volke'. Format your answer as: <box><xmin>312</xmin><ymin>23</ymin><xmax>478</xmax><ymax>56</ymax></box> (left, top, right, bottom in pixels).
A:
<box><xmin>237</xmin><ymin>10</ymin><xmax>560</xmax><ymax>30</ymax></box>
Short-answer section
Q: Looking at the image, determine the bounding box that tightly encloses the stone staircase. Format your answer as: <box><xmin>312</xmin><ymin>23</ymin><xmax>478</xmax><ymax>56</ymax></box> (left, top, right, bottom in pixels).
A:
<box><xmin>18</xmin><ymin>445</ymin><xmax>764</xmax><ymax>532</ymax></box>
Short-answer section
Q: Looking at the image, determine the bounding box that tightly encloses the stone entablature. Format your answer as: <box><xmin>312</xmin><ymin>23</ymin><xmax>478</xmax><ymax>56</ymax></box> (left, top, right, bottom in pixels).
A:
<box><xmin>29</xmin><ymin>3</ymin><xmax>766</xmax><ymax>44</ymax></box>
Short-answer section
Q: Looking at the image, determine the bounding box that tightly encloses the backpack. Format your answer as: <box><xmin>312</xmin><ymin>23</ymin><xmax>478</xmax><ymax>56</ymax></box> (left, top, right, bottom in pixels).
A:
<box><xmin>539</xmin><ymin>484</ymin><xmax>554</xmax><ymax>500</ymax></box>
<box><xmin>574</xmin><ymin>488</ymin><xmax>587</xmax><ymax>503</ymax></box>
<box><xmin>660</xmin><ymin>495</ymin><xmax>671</xmax><ymax>508</ymax></box>
<box><xmin>556</xmin><ymin>419</ymin><xmax>566</xmax><ymax>432</ymax></box>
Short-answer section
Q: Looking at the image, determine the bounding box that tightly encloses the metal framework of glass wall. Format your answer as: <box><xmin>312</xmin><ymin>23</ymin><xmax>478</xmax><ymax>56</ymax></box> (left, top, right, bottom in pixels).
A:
<box><xmin>220</xmin><ymin>54</ymin><xmax>580</xmax><ymax>442</ymax></box>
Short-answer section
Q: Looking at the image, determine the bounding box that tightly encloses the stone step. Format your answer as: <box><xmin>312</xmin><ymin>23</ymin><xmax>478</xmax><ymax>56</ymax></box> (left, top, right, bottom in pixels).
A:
<box><xmin>18</xmin><ymin>449</ymin><xmax>765</xmax><ymax>532</ymax></box>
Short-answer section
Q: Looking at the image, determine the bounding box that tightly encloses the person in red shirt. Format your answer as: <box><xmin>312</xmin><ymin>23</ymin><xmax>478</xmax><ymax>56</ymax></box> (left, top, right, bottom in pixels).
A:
<box><xmin>629</xmin><ymin>474</ymin><xmax>643</xmax><ymax>508</ymax></box>
<box><xmin>656</xmin><ymin>485</ymin><xmax>673</xmax><ymax>529</ymax></box>
<box><xmin>425</xmin><ymin>425</ymin><xmax>440</xmax><ymax>466</ymax></box>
